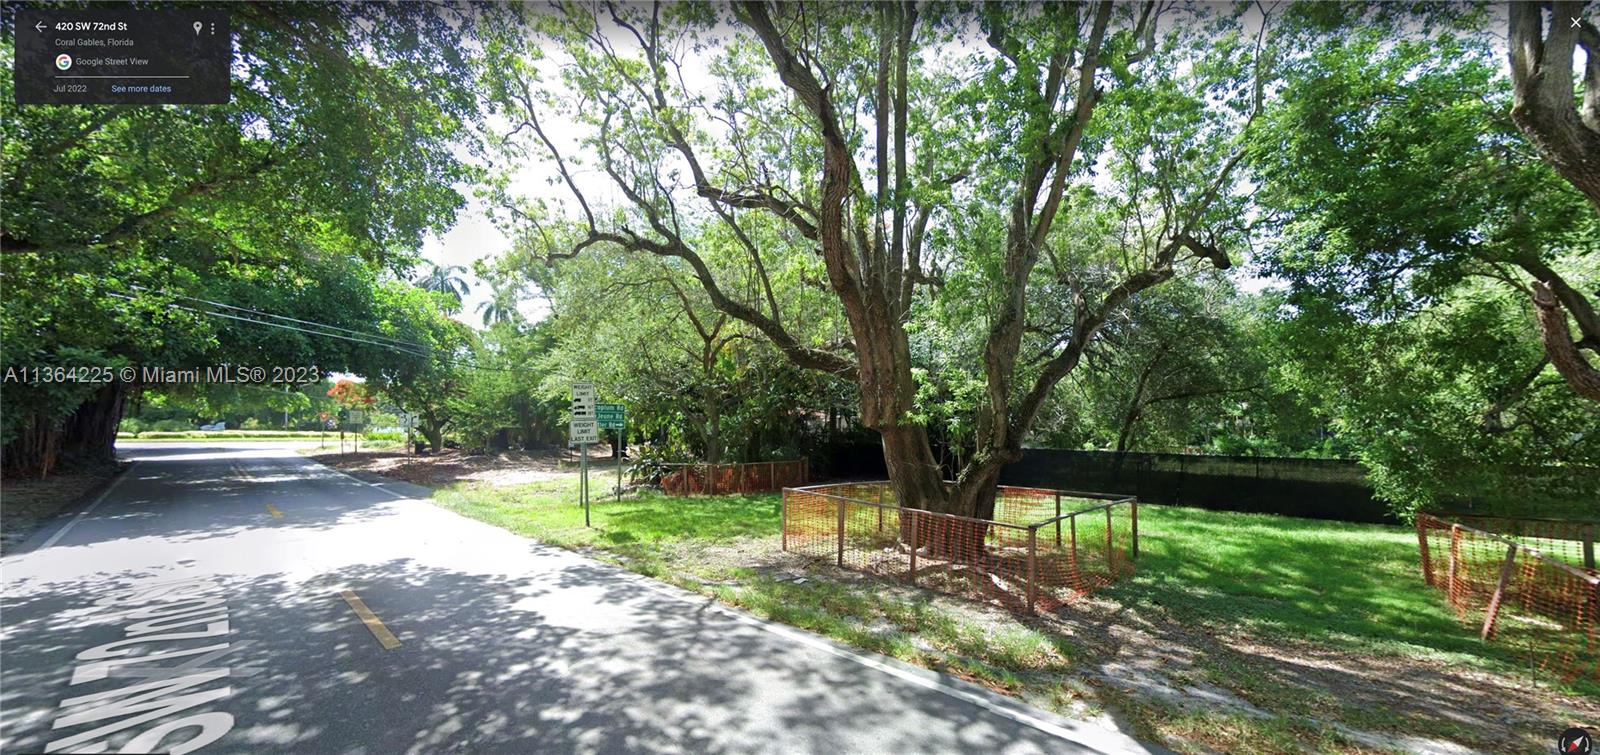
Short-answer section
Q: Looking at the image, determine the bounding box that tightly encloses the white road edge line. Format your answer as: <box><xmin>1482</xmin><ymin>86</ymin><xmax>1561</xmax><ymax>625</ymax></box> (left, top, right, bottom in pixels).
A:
<box><xmin>308</xmin><ymin>456</ymin><xmax>405</xmax><ymax>498</ymax></box>
<box><xmin>40</xmin><ymin>461</ymin><xmax>141</xmax><ymax>550</ymax></box>
<box><xmin>297</xmin><ymin>453</ymin><xmax>1152</xmax><ymax>753</ymax></box>
<box><xmin>627</xmin><ymin>576</ymin><xmax>1145</xmax><ymax>753</ymax></box>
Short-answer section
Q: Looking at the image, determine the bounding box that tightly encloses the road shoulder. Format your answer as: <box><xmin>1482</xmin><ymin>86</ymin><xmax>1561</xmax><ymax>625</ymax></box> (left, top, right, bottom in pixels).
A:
<box><xmin>299</xmin><ymin>453</ymin><xmax>1170</xmax><ymax>755</ymax></box>
<box><xmin>1</xmin><ymin>458</ymin><xmax>128</xmax><ymax>556</ymax></box>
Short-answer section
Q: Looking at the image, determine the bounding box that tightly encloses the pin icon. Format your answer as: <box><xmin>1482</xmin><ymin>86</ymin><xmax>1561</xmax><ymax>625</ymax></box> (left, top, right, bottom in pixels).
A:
<box><xmin>192</xmin><ymin>21</ymin><xmax>202</xmax><ymax>35</ymax></box>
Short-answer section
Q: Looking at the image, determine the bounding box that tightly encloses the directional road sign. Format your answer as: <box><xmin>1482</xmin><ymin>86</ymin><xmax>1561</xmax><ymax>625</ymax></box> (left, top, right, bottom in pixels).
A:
<box><xmin>595</xmin><ymin>403</ymin><xmax>625</xmax><ymax>430</ymax></box>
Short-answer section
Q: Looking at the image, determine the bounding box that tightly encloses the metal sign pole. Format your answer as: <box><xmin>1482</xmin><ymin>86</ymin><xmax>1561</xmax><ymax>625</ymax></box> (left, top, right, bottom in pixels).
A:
<box><xmin>582</xmin><ymin>443</ymin><xmax>590</xmax><ymax>527</ymax></box>
<box><xmin>616</xmin><ymin>419</ymin><xmax>624</xmax><ymax>501</ymax></box>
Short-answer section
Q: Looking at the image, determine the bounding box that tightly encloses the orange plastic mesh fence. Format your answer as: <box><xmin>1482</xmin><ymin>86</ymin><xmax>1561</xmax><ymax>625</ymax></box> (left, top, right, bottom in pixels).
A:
<box><xmin>661</xmin><ymin>460</ymin><xmax>809</xmax><ymax>495</ymax></box>
<box><xmin>1429</xmin><ymin>513</ymin><xmax>1598</xmax><ymax>572</ymax></box>
<box><xmin>782</xmin><ymin>481</ymin><xmax>1137</xmax><ymax>613</ymax></box>
<box><xmin>1416</xmin><ymin>513</ymin><xmax>1599</xmax><ymax>683</ymax></box>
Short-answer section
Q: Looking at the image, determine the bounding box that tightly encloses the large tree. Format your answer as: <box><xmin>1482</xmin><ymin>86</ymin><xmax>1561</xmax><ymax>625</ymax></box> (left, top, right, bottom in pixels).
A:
<box><xmin>1506</xmin><ymin>1</ymin><xmax>1600</xmax><ymax>400</ymax></box>
<box><xmin>483</xmin><ymin>2</ymin><xmax>1268</xmax><ymax>537</ymax></box>
<box><xmin>1251</xmin><ymin>8</ymin><xmax>1600</xmax><ymax>514</ymax></box>
<box><xmin>1</xmin><ymin>4</ymin><xmax>480</xmax><ymax>475</ymax></box>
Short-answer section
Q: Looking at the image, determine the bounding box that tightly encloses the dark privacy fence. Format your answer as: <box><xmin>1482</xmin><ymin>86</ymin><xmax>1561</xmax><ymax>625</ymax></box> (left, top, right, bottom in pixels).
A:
<box><xmin>818</xmin><ymin>442</ymin><xmax>1393</xmax><ymax>524</ymax></box>
<box><xmin>999</xmin><ymin>449</ymin><xmax>1395</xmax><ymax>523</ymax></box>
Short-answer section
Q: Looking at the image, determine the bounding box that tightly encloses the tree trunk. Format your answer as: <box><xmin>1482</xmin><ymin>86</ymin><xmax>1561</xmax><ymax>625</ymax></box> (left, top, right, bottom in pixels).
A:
<box><xmin>1533</xmin><ymin>282</ymin><xmax>1600</xmax><ymax>401</ymax></box>
<box><xmin>1508</xmin><ymin>1</ymin><xmax>1600</xmax><ymax>211</ymax></box>
<box><xmin>60</xmin><ymin>382</ymin><xmax>127</xmax><ymax>461</ymax></box>
<box><xmin>703</xmin><ymin>396</ymin><xmax>721</xmax><ymax>464</ymax></box>
<box><xmin>1</xmin><ymin>416</ymin><xmax>62</xmax><ymax>479</ymax></box>
<box><xmin>904</xmin><ymin>454</ymin><xmax>1005</xmax><ymax>561</ymax></box>
<box><xmin>516</xmin><ymin>404</ymin><xmax>535</xmax><ymax>449</ymax></box>
<box><xmin>422</xmin><ymin>424</ymin><xmax>445</xmax><ymax>453</ymax></box>
<box><xmin>881</xmin><ymin>423</ymin><xmax>945</xmax><ymax>509</ymax></box>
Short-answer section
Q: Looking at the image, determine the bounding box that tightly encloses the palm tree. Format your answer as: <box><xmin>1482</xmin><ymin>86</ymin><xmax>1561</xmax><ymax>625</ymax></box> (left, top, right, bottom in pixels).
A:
<box><xmin>414</xmin><ymin>263</ymin><xmax>470</xmax><ymax>305</ymax></box>
<box><xmin>476</xmin><ymin>290</ymin><xmax>519</xmax><ymax>327</ymax></box>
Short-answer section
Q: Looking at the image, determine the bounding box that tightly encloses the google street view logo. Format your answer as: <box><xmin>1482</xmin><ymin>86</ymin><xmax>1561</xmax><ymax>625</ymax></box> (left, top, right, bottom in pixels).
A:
<box><xmin>55</xmin><ymin>54</ymin><xmax>72</xmax><ymax>71</ymax></box>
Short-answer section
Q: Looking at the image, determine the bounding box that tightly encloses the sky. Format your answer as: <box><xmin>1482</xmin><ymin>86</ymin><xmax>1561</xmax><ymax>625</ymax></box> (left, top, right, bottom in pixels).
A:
<box><xmin>417</xmin><ymin>194</ymin><xmax>520</xmax><ymax>327</ymax></box>
<box><xmin>418</xmin><ymin>5</ymin><xmax>1292</xmax><ymax>331</ymax></box>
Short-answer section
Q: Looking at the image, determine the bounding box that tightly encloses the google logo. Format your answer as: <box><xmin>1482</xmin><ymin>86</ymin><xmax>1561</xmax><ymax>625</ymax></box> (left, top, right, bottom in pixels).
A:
<box><xmin>55</xmin><ymin>54</ymin><xmax>72</xmax><ymax>71</ymax></box>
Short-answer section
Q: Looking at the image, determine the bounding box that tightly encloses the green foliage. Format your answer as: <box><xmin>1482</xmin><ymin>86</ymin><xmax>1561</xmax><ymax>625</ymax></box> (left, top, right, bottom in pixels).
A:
<box><xmin>1250</xmin><ymin>13</ymin><xmax>1600</xmax><ymax>515</ymax></box>
<box><xmin>500</xmin><ymin>243</ymin><xmax>845</xmax><ymax>463</ymax></box>
<box><xmin>447</xmin><ymin>321</ymin><xmax>564</xmax><ymax>451</ymax></box>
<box><xmin>1</xmin><ymin>4</ymin><xmax>483</xmax><ymax>472</ymax></box>
<box><xmin>370</xmin><ymin>283</ymin><xmax>476</xmax><ymax>450</ymax></box>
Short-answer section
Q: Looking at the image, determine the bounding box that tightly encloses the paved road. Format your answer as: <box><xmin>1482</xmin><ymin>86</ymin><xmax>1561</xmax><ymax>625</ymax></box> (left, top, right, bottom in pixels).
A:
<box><xmin>2</xmin><ymin>444</ymin><xmax>1160</xmax><ymax>754</ymax></box>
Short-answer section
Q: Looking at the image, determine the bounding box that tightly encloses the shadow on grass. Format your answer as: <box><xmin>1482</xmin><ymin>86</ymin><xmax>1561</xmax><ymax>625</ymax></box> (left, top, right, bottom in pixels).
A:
<box><xmin>1111</xmin><ymin>505</ymin><xmax>1506</xmax><ymax>658</ymax></box>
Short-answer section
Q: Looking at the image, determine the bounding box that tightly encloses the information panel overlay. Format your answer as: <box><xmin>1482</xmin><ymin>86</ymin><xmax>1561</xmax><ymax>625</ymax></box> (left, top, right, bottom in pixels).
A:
<box><xmin>14</xmin><ymin>9</ymin><xmax>231</xmax><ymax>105</ymax></box>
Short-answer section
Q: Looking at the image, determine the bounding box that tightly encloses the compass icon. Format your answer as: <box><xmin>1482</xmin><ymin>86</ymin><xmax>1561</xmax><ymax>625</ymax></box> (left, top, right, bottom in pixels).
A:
<box><xmin>1562</xmin><ymin>728</ymin><xmax>1594</xmax><ymax>755</ymax></box>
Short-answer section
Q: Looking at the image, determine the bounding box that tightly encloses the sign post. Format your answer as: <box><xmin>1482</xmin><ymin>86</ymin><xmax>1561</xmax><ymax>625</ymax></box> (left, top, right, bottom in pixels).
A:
<box><xmin>597</xmin><ymin>403</ymin><xmax>626</xmax><ymax>500</ymax></box>
<box><xmin>570</xmin><ymin>382</ymin><xmax>598</xmax><ymax>526</ymax></box>
<box><xmin>348</xmin><ymin>409</ymin><xmax>365</xmax><ymax>455</ymax></box>
<box><xmin>400</xmin><ymin>412</ymin><xmax>418</xmax><ymax>455</ymax></box>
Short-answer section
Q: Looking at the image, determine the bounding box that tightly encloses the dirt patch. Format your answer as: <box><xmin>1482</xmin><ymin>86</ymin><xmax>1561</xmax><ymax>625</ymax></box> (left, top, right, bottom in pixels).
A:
<box><xmin>1041</xmin><ymin>596</ymin><xmax>1596</xmax><ymax>753</ymax></box>
<box><xmin>0</xmin><ymin>457</ymin><xmax>122</xmax><ymax>554</ymax></box>
<box><xmin>307</xmin><ymin>447</ymin><xmax>614</xmax><ymax>488</ymax></box>
<box><xmin>595</xmin><ymin>535</ymin><xmax>1596</xmax><ymax>754</ymax></box>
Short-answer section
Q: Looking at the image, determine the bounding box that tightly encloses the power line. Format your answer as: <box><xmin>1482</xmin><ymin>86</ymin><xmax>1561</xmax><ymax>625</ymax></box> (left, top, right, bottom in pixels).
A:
<box><xmin>129</xmin><ymin>284</ymin><xmax>426</xmax><ymax>352</ymax></box>
<box><xmin>108</xmin><ymin>293</ymin><xmax>432</xmax><ymax>359</ymax></box>
<box><xmin>109</xmin><ymin>291</ymin><xmax>527</xmax><ymax>374</ymax></box>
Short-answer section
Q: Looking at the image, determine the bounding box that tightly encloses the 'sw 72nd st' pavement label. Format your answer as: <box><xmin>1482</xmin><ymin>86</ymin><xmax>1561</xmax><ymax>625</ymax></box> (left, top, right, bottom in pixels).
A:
<box><xmin>44</xmin><ymin>577</ymin><xmax>237</xmax><ymax>754</ymax></box>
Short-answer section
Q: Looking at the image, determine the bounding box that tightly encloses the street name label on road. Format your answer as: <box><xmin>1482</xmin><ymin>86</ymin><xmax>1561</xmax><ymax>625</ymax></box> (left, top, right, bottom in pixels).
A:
<box><xmin>595</xmin><ymin>403</ymin><xmax>625</xmax><ymax>430</ymax></box>
<box><xmin>45</xmin><ymin>577</ymin><xmax>237</xmax><ymax>754</ymax></box>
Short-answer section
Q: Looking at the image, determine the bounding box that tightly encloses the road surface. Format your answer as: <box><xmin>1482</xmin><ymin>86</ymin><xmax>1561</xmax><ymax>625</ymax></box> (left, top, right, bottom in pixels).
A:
<box><xmin>1</xmin><ymin>444</ymin><xmax>1160</xmax><ymax>754</ymax></box>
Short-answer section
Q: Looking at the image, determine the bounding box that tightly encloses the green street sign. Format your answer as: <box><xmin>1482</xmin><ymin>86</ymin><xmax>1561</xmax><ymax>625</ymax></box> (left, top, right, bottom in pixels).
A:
<box><xmin>595</xmin><ymin>402</ymin><xmax>626</xmax><ymax>429</ymax></box>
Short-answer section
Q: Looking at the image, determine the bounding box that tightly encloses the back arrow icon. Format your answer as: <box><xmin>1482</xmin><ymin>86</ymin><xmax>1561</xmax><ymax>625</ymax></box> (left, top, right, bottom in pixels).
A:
<box><xmin>34</xmin><ymin>21</ymin><xmax>46</xmax><ymax>33</ymax></box>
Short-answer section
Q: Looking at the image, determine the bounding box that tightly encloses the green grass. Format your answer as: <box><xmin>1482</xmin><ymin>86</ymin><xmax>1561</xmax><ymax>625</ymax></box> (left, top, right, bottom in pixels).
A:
<box><xmin>425</xmin><ymin>482</ymin><xmax>1596</xmax><ymax>753</ymax></box>
<box><xmin>121</xmin><ymin>430</ymin><xmax>342</xmax><ymax>440</ymax></box>
<box><xmin>1110</xmin><ymin>506</ymin><xmax>1512</xmax><ymax>664</ymax></box>
<box><xmin>431</xmin><ymin>476</ymin><xmax>779</xmax><ymax>548</ymax></box>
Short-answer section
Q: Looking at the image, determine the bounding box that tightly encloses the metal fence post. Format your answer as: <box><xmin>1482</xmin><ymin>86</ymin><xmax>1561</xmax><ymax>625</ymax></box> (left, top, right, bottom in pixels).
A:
<box><xmin>1584</xmin><ymin>525</ymin><xmax>1596</xmax><ymax>572</ymax></box>
<box><xmin>1481</xmin><ymin>543</ymin><xmax>1519</xmax><ymax>640</ymax></box>
<box><xmin>836</xmin><ymin>496</ymin><xmax>846</xmax><ymax>567</ymax></box>
<box><xmin>781</xmin><ymin>490</ymin><xmax>789</xmax><ymax>552</ymax></box>
<box><xmin>1027</xmin><ymin>526</ymin><xmax>1039</xmax><ymax>614</ymax></box>
<box><xmin>1416</xmin><ymin>518</ymin><xmax>1434</xmax><ymax>587</ymax></box>
<box><xmin>1130</xmin><ymin>499</ymin><xmax>1139</xmax><ymax>559</ymax></box>
<box><xmin>1054</xmin><ymin>491</ymin><xmax>1062</xmax><ymax>548</ymax></box>
<box><xmin>1069</xmin><ymin>516</ymin><xmax>1080</xmax><ymax>589</ymax></box>
<box><xmin>908</xmin><ymin>513</ymin><xmax>918</xmax><ymax>585</ymax></box>
<box><xmin>877</xmin><ymin>485</ymin><xmax>885</xmax><ymax>533</ymax></box>
<box><xmin>1105</xmin><ymin>505</ymin><xmax>1114</xmax><ymax>571</ymax></box>
<box><xmin>1446</xmin><ymin>525</ymin><xmax>1461</xmax><ymax>604</ymax></box>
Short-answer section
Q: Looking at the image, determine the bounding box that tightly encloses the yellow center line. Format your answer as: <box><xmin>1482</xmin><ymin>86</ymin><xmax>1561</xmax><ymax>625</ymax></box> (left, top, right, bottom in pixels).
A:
<box><xmin>265</xmin><ymin>504</ymin><xmax>283</xmax><ymax>519</ymax></box>
<box><xmin>340</xmin><ymin>590</ymin><xmax>401</xmax><ymax>650</ymax></box>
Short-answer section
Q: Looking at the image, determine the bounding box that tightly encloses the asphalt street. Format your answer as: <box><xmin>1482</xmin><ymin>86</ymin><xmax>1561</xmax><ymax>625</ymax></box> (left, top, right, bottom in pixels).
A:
<box><xmin>1</xmin><ymin>443</ymin><xmax>1162</xmax><ymax>754</ymax></box>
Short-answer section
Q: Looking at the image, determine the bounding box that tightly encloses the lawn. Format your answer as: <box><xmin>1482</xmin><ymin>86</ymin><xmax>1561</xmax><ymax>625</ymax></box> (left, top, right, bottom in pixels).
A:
<box><xmin>427</xmin><ymin>478</ymin><xmax>1598</xmax><ymax>754</ymax></box>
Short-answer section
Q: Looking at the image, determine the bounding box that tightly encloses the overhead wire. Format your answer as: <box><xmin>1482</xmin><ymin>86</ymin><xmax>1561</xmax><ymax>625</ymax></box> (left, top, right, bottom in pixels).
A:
<box><xmin>108</xmin><ymin>290</ymin><xmax>527</xmax><ymax>373</ymax></box>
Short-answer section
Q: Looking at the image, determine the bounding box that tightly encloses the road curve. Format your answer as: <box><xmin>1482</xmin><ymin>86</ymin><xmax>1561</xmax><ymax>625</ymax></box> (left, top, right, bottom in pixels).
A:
<box><xmin>1</xmin><ymin>444</ymin><xmax>1162</xmax><ymax>754</ymax></box>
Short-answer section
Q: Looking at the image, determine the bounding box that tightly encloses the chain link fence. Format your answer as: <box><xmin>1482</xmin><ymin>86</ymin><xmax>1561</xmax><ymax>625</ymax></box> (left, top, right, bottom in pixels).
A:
<box><xmin>782</xmin><ymin>481</ymin><xmax>1138</xmax><ymax>613</ymax></box>
<box><xmin>1416</xmin><ymin>513</ymin><xmax>1599</xmax><ymax>683</ymax></box>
